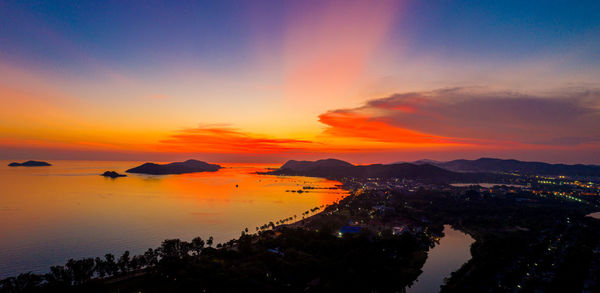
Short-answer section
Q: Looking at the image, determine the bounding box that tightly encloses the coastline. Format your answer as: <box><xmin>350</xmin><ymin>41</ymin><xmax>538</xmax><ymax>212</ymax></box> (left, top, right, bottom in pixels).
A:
<box><xmin>0</xmin><ymin>163</ymin><xmax>345</xmax><ymax>280</ymax></box>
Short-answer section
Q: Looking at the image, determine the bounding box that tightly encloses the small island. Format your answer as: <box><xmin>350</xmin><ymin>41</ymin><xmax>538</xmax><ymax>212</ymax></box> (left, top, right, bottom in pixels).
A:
<box><xmin>8</xmin><ymin>160</ymin><xmax>52</xmax><ymax>167</ymax></box>
<box><xmin>101</xmin><ymin>171</ymin><xmax>127</xmax><ymax>178</ymax></box>
<box><xmin>126</xmin><ymin>159</ymin><xmax>221</xmax><ymax>175</ymax></box>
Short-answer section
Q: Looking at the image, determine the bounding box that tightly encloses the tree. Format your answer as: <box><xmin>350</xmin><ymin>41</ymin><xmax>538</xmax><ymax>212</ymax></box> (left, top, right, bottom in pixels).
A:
<box><xmin>104</xmin><ymin>253</ymin><xmax>118</xmax><ymax>276</ymax></box>
<box><xmin>238</xmin><ymin>234</ymin><xmax>252</xmax><ymax>255</ymax></box>
<box><xmin>191</xmin><ymin>237</ymin><xmax>205</xmax><ymax>255</ymax></box>
<box><xmin>17</xmin><ymin>273</ymin><xmax>42</xmax><ymax>290</ymax></box>
<box><xmin>207</xmin><ymin>236</ymin><xmax>214</xmax><ymax>248</ymax></box>
<box><xmin>1</xmin><ymin>273</ymin><xmax>42</xmax><ymax>292</ymax></box>
<box><xmin>94</xmin><ymin>257</ymin><xmax>107</xmax><ymax>278</ymax></box>
<box><xmin>158</xmin><ymin>239</ymin><xmax>190</xmax><ymax>261</ymax></box>
<box><xmin>46</xmin><ymin>265</ymin><xmax>72</xmax><ymax>286</ymax></box>
<box><xmin>128</xmin><ymin>255</ymin><xmax>138</xmax><ymax>271</ymax></box>
<box><xmin>66</xmin><ymin>258</ymin><xmax>95</xmax><ymax>285</ymax></box>
<box><xmin>144</xmin><ymin>248</ymin><xmax>158</xmax><ymax>267</ymax></box>
<box><xmin>117</xmin><ymin>251</ymin><xmax>130</xmax><ymax>273</ymax></box>
<box><xmin>130</xmin><ymin>255</ymin><xmax>145</xmax><ymax>270</ymax></box>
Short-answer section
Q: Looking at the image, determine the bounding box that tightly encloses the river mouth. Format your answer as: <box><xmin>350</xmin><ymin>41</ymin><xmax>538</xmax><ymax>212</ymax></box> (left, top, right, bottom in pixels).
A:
<box><xmin>406</xmin><ymin>225</ymin><xmax>474</xmax><ymax>293</ymax></box>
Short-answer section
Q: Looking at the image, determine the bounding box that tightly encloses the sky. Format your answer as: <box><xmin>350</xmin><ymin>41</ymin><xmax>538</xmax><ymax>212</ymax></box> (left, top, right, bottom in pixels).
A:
<box><xmin>1</xmin><ymin>0</ymin><xmax>600</xmax><ymax>164</ymax></box>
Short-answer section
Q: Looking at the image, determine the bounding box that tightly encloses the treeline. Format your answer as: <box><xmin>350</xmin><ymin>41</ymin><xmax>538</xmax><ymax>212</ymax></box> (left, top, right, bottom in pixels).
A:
<box><xmin>0</xmin><ymin>236</ymin><xmax>214</xmax><ymax>292</ymax></box>
<box><xmin>0</xmin><ymin>187</ymin><xmax>434</xmax><ymax>293</ymax></box>
<box><xmin>255</xmin><ymin>205</ymin><xmax>324</xmax><ymax>231</ymax></box>
<box><xmin>0</xmin><ymin>205</ymin><xmax>327</xmax><ymax>293</ymax></box>
<box><xmin>0</xmin><ymin>221</ymin><xmax>428</xmax><ymax>293</ymax></box>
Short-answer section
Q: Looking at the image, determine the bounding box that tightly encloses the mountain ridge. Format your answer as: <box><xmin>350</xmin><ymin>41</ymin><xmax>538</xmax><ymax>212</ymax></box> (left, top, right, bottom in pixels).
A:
<box><xmin>413</xmin><ymin>157</ymin><xmax>600</xmax><ymax>177</ymax></box>
<box><xmin>266</xmin><ymin>159</ymin><xmax>506</xmax><ymax>183</ymax></box>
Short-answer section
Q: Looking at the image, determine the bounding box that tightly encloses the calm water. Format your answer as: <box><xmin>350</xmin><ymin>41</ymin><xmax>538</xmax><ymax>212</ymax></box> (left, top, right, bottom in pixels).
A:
<box><xmin>0</xmin><ymin>160</ymin><xmax>346</xmax><ymax>278</ymax></box>
<box><xmin>406</xmin><ymin>225</ymin><xmax>474</xmax><ymax>293</ymax></box>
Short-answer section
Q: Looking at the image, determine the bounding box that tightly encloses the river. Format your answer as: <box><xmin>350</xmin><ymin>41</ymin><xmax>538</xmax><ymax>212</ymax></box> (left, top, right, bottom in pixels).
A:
<box><xmin>587</xmin><ymin>212</ymin><xmax>600</xmax><ymax>220</ymax></box>
<box><xmin>406</xmin><ymin>225</ymin><xmax>475</xmax><ymax>293</ymax></box>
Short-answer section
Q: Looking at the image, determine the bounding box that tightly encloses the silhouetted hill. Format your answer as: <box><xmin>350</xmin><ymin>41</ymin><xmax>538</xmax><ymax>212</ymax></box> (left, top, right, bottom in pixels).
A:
<box><xmin>266</xmin><ymin>159</ymin><xmax>482</xmax><ymax>182</ymax></box>
<box><xmin>101</xmin><ymin>171</ymin><xmax>126</xmax><ymax>178</ymax></box>
<box><xmin>280</xmin><ymin>159</ymin><xmax>354</xmax><ymax>171</ymax></box>
<box><xmin>8</xmin><ymin>160</ymin><xmax>51</xmax><ymax>167</ymax></box>
<box><xmin>411</xmin><ymin>159</ymin><xmax>441</xmax><ymax>165</ymax></box>
<box><xmin>126</xmin><ymin>159</ymin><xmax>221</xmax><ymax>175</ymax></box>
<box><xmin>418</xmin><ymin>158</ymin><xmax>600</xmax><ymax>177</ymax></box>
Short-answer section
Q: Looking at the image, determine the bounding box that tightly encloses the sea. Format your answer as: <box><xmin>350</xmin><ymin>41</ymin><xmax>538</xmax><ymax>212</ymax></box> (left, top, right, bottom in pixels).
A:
<box><xmin>0</xmin><ymin>160</ymin><xmax>346</xmax><ymax>278</ymax></box>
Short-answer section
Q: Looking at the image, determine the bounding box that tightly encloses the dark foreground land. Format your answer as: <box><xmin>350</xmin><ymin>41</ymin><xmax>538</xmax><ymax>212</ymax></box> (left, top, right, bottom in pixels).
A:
<box><xmin>2</xmin><ymin>176</ymin><xmax>600</xmax><ymax>292</ymax></box>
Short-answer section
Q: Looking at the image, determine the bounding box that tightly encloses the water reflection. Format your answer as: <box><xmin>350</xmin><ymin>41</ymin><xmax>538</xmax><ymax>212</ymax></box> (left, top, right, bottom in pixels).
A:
<box><xmin>0</xmin><ymin>161</ymin><xmax>347</xmax><ymax>278</ymax></box>
<box><xmin>407</xmin><ymin>225</ymin><xmax>474</xmax><ymax>293</ymax></box>
<box><xmin>587</xmin><ymin>212</ymin><xmax>600</xmax><ymax>220</ymax></box>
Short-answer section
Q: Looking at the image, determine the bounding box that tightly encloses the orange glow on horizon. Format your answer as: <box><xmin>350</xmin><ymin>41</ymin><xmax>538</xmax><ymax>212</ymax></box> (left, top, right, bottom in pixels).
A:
<box><xmin>1</xmin><ymin>2</ymin><xmax>599</xmax><ymax>164</ymax></box>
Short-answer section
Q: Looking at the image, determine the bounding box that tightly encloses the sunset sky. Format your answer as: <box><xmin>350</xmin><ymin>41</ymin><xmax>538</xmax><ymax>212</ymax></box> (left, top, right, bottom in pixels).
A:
<box><xmin>1</xmin><ymin>0</ymin><xmax>599</xmax><ymax>163</ymax></box>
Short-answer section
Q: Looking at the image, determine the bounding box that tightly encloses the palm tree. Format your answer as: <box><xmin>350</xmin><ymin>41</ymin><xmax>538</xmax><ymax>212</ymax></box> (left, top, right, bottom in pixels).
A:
<box><xmin>104</xmin><ymin>254</ymin><xmax>118</xmax><ymax>276</ymax></box>
<box><xmin>128</xmin><ymin>255</ymin><xmax>140</xmax><ymax>271</ymax></box>
<box><xmin>158</xmin><ymin>239</ymin><xmax>190</xmax><ymax>260</ymax></box>
<box><xmin>1</xmin><ymin>273</ymin><xmax>43</xmax><ymax>292</ymax></box>
<box><xmin>66</xmin><ymin>258</ymin><xmax>95</xmax><ymax>285</ymax></box>
<box><xmin>117</xmin><ymin>251</ymin><xmax>130</xmax><ymax>273</ymax></box>
<box><xmin>191</xmin><ymin>237</ymin><xmax>205</xmax><ymax>255</ymax></box>
<box><xmin>46</xmin><ymin>265</ymin><xmax>72</xmax><ymax>285</ymax></box>
<box><xmin>129</xmin><ymin>255</ymin><xmax>145</xmax><ymax>270</ymax></box>
<box><xmin>94</xmin><ymin>257</ymin><xmax>107</xmax><ymax>278</ymax></box>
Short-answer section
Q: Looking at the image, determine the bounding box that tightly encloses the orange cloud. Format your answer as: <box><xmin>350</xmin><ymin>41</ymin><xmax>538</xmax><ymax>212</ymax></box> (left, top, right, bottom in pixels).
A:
<box><xmin>157</xmin><ymin>126</ymin><xmax>315</xmax><ymax>154</ymax></box>
<box><xmin>318</xmin><ymin>110</ymin><xmax>457</xmax><ymax>146</ymax></box>
<box><xmin>154</xmin><ymin>111</ymin><xmax>474</xmax><ymax>157</ymax></box>
<box><xmin>317</xmin><ymin>88</ymin><xmax>600</xmax><ymax>154</ymax></box>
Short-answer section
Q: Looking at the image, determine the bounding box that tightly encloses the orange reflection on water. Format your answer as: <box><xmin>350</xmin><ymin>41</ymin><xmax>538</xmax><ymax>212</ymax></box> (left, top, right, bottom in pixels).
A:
<box><xmin>0</xmin><ymin>161</ymin><xmax>347</xmax><ymax>278</ymax></box>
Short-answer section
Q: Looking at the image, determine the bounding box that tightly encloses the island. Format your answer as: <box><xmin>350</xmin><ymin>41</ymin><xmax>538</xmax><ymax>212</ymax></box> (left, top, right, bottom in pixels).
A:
<box><xmin>8</xmin><ymin>160</ymin><xmax>52</xmax><ymax>167</ymax></box>
<box><xmin>126</xmin><ymin>159</ymin><xmax>221</xmax><ymax>175</ymax></box>
<box><xmin>101</xmin><ymin>171</ymin><xmax>127</xmax><ymax>178</ymax></box>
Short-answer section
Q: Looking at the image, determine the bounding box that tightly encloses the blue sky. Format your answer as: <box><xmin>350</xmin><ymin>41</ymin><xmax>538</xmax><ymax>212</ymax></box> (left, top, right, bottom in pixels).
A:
<box><xmin>1</xmin><ymin>0</ymin><xmax>599</xmax><ymax>163</ymax></box>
